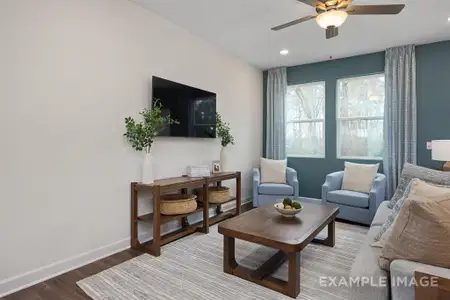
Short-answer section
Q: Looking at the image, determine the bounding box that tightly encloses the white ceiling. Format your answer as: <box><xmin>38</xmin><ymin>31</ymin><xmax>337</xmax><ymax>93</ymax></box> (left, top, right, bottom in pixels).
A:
<box><xmin>132</xmin><ymin>0</ymin><xmax>450</xmax><ymax>69</ymax></box>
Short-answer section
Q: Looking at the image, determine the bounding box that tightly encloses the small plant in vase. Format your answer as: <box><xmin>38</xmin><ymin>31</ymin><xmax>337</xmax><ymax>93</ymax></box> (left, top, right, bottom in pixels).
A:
<box><xmin>124</xmin><ymin>100</ymin><xmax>179</xmax><ymax>183</ymax></box>
<box><xmin>216</xmin><ymin>112</ymin><xmax>235</xmax><ymax>172</ymax></box>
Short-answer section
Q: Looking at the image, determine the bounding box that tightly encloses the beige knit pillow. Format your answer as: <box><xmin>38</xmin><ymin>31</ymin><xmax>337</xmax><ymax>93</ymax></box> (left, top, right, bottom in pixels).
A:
<box><xmin>372</xmin><ymin>179</ymin><xmax>450</xmax><ymax>248</ymax></box>
<box><xmin>379</xmin><ymin>194</ymin><xmax>450</xmax><ymax>271</ymax></box>
<box><xmin>260</xmin><ymin>157</ymin><xmax>286</xmax><ymax>184</ymax></box>
<box><xmin>341</xmin><ymin>162</ymin><xmax>379</xmax><ymax>193</ymax></box>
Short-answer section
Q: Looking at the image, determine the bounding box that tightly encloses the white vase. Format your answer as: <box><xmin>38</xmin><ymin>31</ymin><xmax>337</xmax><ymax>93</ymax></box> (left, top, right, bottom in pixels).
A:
<box><xmin>220</xmin><ymin>146</ymin><xmax>228</xmax><ymax>172</ymax></box>
<box><xmin>142</xmin><ymin>150</ymin><xmax>154</xmax><ymax>184</ymax></box>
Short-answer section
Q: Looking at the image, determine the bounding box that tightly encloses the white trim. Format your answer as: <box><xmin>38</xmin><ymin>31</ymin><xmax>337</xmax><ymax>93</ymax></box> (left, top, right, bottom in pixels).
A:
<box><xmin>336</xmin><ymin>73</ymin><xmax>385</xmax><ymax>159</ymax></box>
<box><xmin>285</xmin><ymin>81</ymin><xmax>326</xmax><ymax>158</ymax></box>
<box><xmin>337</xmin><ymin>116</ymin><xmax>383</xmax><ymax>121</ymax></box>
<box><xmin>287</xmin><ymin>154</ymin><xmax>325</xmax><ymax>159</ymax></box>
<box><xmin>336</xmin><ymin>72</ymin><xmax>385</xmax><ymax>82</ymax></box>
<box><xmin>286</xmin><ymin>119</ymin><xmax>324</xmax><ymax>123</ymax></box>
<box><xmin>337</xmin><ymin>155</ymin><xmax>382</xmax><ymax>160</ymax></box>
<box><xmin>0</xmin><ymin>238</ymin><xmax>130</xmax><ymax>297</ymax></box>
<box><xmin>0</xmin><ymin>197</ymin><xmax>252</xmax><ymax>298</ymax></box>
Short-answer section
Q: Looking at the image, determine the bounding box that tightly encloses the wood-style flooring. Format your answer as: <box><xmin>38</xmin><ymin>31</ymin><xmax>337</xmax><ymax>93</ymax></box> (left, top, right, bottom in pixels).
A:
<box><xmin>2</xmin><ymin>203</ymin><xmax>254</xmax><ymax>300</ymax></box>
<box><xmin>1</xmin><ymin>249</ymin><xmax>142</xmax><ymax>300</ymax></box>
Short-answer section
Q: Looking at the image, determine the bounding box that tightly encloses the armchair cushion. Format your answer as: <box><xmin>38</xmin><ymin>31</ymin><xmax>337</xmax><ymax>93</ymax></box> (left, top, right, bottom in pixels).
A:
<box><xmin>341</xmin><ymin>161</ymin><xmax>380</xmax><ymax>193</ymax></box>
<box><xmin>327</xmin><ymin>190</ymin><xmax>369</xmax><ymax>208</ymax></box>
<box><xmin>260</xmin><ymin>158</ymin><xmax>286</xmax><ymax>184</ymax></box>
<box><xmin>258</xmin><ymin>183</ymin><xmax>294</xmax><ymax>196</ymax></box>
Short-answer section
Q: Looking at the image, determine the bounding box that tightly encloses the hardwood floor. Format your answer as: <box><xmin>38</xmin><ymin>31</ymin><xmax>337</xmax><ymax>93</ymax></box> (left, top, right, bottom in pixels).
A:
<box><xmin>2</xmin><ymin>202</ymin><xmax>253</xmax><ymax>300</ymax></box>
<box><xmin>1</xmin><ymin>249</ymin><xmax>142</xmax><ymax>300</ymax></box>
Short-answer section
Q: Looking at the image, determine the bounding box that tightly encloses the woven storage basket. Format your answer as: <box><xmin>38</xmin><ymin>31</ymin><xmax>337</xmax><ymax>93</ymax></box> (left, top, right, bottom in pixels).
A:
<box><xmin>196</xmin><ymin>186</ymin><xmax>230</xmax><ymax>204</ymax></box>
<box><xmin>160</xmin><ymin>194</ymin><xmax>198</xmax><ymax>215</ymax></box>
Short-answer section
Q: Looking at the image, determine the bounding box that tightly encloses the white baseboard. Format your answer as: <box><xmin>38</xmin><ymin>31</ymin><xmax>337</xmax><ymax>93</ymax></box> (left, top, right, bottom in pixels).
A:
<box><xmin>0</xmin><ymin>197</ymin><xmax>252</xmax><ymax>297</ymax></box>
<box><xmin>0</xmin><ymin>238</ymin><xmax>130</xmax><ymax>297</ymax></box>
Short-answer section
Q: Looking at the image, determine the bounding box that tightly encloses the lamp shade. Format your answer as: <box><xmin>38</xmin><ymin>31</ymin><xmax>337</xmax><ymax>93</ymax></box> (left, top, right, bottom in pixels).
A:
<box><xmin>432</xmin><ymin>140</ymin><xmax>450</xmax><ymax>161</ymax></box>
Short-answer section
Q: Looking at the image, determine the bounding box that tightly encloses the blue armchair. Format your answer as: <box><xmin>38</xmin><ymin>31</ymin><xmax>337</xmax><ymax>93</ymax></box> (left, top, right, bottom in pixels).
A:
<box><xmin>322</xmin><ymin>171</ymin><xmax>386</xmax><ymax>225</ymax></box>
<box><xmin>253</xmin><ymin>167</ymin><xmax>299</xmax><ymax>207</ymax></box>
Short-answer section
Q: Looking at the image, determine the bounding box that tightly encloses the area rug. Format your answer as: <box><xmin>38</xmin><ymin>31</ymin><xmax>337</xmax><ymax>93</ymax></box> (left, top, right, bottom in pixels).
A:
<box><xmin>77</xmin><ymin>222</ymin><xmax>368</xmax><ymax>300</ymax></box>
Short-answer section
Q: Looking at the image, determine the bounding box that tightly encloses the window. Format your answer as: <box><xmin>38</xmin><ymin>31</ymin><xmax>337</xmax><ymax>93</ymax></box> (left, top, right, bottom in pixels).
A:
<box><xmin>336</xmin><ymin>74</ymin><xmax>385</xmax><ymax>159</ymax></box>
<box><xmin>285</xmin><ymin>82</ymin><xmax>325</xmax><ymax>157</ymax></box>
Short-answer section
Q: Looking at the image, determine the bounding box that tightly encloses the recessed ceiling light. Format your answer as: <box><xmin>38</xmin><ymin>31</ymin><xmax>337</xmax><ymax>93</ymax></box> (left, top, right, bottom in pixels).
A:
<box><xmin>448</xmin><ymin>16</ymin><xmax>450</xmax><ymax>22</ymax></box>
<box><xmin>280</xmin><ymin>49</ymin><xmax>289</xmax><ymax>56</ymax></box>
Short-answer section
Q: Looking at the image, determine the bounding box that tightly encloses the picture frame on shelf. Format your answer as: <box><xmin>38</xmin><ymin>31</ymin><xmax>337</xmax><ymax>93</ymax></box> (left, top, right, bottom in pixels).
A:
<box><xmin>212</xmin><ymin>160</ymin><xmax>222</xmax><ymax>173</ymax></box>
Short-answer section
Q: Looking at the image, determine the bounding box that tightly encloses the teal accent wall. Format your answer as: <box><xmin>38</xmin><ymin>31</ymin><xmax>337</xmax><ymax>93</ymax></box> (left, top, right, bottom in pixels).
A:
<box><xmin>263</xmin><ymin>40</ymin><xmax>450</xmax><ymax>199</ymax></box>
<box><xmin>416</xmin><ymin>40</ymin><xmax>450</xmax><ymax>170</ymax></box>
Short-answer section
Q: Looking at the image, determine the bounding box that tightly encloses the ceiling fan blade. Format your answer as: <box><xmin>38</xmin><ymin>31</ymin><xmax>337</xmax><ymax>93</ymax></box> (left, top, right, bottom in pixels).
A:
<box><xmin>326</xmin><ymin>26</ymin><xmax>338</xmax><ymax>39</ymax></box>
<box><xmin>296</xmin><ymin>0</ymin><xmax>326</xmax><ymax>10</ymax></box>
<box><xmin>271</xmin><ymin>15</ymin><xmax>316</xmax><ymax>31</ymax></box>
<box><xmin>325</xmin><ymin>0</ymin><xmax>339</xmax><ymax>6</ymax></box>
<box><xmin>346</xmin><ymin>4</ymin><xmax>405</xmax><ymax>15</ymax></box>
<box><xmin>296</xmin><ymin>0</ymin><xmax>321</xmax><ymax>7</ymax></box>
<box><xmin>337</xmin><ymin>0</ymin><xmax>352</xmax><ymax>9</ymax></box>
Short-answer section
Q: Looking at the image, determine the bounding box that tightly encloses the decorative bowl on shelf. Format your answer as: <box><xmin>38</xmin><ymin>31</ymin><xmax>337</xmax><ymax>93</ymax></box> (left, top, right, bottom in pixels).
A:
<box><xmin>274</xmin><ymin>201</ymin><xmax>303</xmax><ymax>218</ymax></box>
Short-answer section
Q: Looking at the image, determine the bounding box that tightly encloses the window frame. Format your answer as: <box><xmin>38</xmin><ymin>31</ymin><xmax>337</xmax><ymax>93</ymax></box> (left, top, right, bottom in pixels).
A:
<box><xmin>335</xmin><ymin>73</ymin><xmax>385</xmax><ymax>160</ymax></box>
<box><xmin>285</xmin><ymin>81</ymin><xmax>326</xmax><ymax>159</ymax></box>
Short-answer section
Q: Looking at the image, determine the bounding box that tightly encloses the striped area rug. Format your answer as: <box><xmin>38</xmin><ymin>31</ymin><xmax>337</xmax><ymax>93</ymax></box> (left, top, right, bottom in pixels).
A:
<box><xmin>77</xmin><ymin>222</ymin><xmax>368</xmax><ymax>300</ymax></box>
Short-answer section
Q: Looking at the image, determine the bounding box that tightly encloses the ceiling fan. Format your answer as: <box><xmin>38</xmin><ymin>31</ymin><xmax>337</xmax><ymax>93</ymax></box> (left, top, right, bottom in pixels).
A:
<box><xmin>271</xmin><ymin>0</ymin><xmax>405</xmax><ymax>39</ymax></box>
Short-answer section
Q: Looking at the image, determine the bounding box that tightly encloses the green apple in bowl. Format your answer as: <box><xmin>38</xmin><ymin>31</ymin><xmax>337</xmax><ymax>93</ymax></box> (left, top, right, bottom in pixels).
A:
<box><xmin>275</xmin><ymin>198</ymin><xmax>303</xmax><ymax>218</ymax></box>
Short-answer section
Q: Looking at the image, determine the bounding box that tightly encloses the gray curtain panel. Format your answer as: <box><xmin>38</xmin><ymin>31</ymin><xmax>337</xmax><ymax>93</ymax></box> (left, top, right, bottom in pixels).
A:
<box><xmin>383</xmin><ymin>45</ymin><xmax>417</xmax><ymax>199</ymax></box>
<box><xmin>266</xmin><ymin>67</ymin><xmax>287</xmax><ymax>160</ymax></box>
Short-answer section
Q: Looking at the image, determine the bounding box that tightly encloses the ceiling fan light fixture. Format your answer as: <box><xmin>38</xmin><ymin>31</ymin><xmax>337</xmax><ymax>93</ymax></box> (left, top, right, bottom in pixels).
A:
<box><xmin>316</xmin><ymin>10</ymin><xmax>348</xmax><ymax>29</ymax></box>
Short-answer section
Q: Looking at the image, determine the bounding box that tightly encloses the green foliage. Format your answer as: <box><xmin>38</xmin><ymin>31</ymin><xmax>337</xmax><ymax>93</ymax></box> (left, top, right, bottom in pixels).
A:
<box><xmin>291</xmin><ymin>201</ymin><xmax>302</xmax><ymax>209</ymax></box>
<box><xmin>282</xmin><ymin>198</ymin><xmax>292</xmax><ymax>206</ymax></box>
<box><xmin>124</xmin><ymin>100</ymin><xmax>179</xmax><ymax>152</ymax></box>
<box><xmin>216</xmin><ymin>112</ymin><xmax>235</xmax><ymax>147</ymax></box>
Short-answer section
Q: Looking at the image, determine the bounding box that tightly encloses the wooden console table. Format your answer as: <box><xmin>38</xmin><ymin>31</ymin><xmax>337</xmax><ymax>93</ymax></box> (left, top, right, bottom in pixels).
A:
<box><xmin>130</xmin><ymin>172</ymin><xmax>241</xmax><ymax>256</ymax></box>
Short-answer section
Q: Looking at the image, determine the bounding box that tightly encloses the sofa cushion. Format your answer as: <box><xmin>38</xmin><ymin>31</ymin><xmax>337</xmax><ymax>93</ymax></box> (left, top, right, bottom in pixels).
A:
<box><xmin>260</xmin><ymin>157</ymin><xmax>286</xmax><ymax>184</ymax></box>
<box><xmin>341</xmin><ymin>161</ymin><xmax>379</xmax><ymax>193</ymax></box>
<box><xmin>379</xmin><ymin>195</ymin><xmax>450</xmax><ymax>271</ymax></box>
<box><xmin>371</xmin><ymin>201</ymin><xmax>392</xmax><ymax>226</ymax></box>
<box><xmin>258</xmin><ymin>183</ymin><xmax>293</xmax><ymax>196</ymax></box>
<box><xmin>327</xmin><ymin>190</ymin><xmax>369</xmax><ymax>208</ymax></box>
<box><xmin>388</xmin><ymin>163</ymin><xmax>450</xmax><ymax>209</ymax></box>
<box><xmin>350</xmin><ymin>225</ymin><xmax>389</xmax><ymax>300</ymax></box>
<box><xmin>373</xmin><ymin>179</ymin><xmax>450</xmax><ymax>245</ymax></box>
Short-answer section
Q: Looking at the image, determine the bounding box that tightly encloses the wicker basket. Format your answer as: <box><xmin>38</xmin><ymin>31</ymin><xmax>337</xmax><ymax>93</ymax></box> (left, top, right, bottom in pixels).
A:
<box><xmin>196</xmin><ymin>186</ymin><xmax>230</xmax><ymax>204</ymax></box>
<box><xmin>160</xmin><ymin>194</ymin><xmax>198</xmax><ymax>215</ymax></box>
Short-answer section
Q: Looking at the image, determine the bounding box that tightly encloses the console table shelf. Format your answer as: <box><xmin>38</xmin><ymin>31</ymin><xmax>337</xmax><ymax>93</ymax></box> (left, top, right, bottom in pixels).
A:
<box><xmin>130</xmin><ymin>172</ymin><xmax>241</xmax><ymax>256</ymax></box>
<box><xmin>137</xmin><ymin>207</ymin><xmax>204</xmax><ymax>224</ymax></box>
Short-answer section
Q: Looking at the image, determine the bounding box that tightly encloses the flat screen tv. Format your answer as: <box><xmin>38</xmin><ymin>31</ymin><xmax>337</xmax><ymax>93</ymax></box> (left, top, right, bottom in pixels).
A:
<box><xmin>152</xmin><ymin>76</ymin><xmax>217</xmax><ymax>138</ymax></box>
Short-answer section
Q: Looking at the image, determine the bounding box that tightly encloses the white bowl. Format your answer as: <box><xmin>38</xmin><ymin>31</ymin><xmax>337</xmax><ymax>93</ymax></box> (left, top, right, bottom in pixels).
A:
<box><xmin>274</xmin><ymin>203</ymin><xmax>303</xmax><ymax>218</ymax></box>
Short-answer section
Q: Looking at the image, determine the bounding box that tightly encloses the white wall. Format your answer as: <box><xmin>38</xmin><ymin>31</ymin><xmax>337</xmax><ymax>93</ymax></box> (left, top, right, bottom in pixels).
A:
<box><xmin>0</xmin><ymin>0</ymin><xmax>262</xmax><ymax>295</ymax></box>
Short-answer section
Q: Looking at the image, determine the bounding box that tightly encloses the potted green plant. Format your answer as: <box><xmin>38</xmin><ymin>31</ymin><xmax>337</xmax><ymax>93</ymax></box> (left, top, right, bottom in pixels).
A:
<box><xmin>216</xmin><ymin>112</ymin><xmax>235</xmax><ymax>171</ymax></box>
<box><xmin>124</xmin><ymin>101</ymin><xmax>178</xmax><ymax>183</ymax></box>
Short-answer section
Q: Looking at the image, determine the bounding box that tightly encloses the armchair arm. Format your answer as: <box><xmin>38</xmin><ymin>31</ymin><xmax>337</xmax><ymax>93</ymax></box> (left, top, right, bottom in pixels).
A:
<box><xmin>321</xmin><ymin>171</ymin><xmax>344</xmax><ymax>203</ymax></box>
<box><xmin>253</xmin><ymin>168</ymin><xmax>260</xmax><ymax>206</ymax></box>
<box><xmin>369</xmin><ymin>173</ymin><xmax>386</xmax><ymax>213</ymax></box>
<box><xmin>286</xmin><ymin>167</ymin><xmax>299</xmax><ymax>199</ymax></box>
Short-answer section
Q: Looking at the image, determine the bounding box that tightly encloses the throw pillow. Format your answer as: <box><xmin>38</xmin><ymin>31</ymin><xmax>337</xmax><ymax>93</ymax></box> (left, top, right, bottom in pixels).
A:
<box><xmin>260</xmin><ymin>157</ymin><xmax>286</xmax><ymax>184</ymax></box>
<box><xmin>372</xmin><ymin>179</ymin><xmax>450</xmax><ymax>246</ymax></box>
<box><xmin>341</xmin><ymin>161</ymin><xmax>379</xmax><ymax>193</ymax></box>
<box><xmin>379</xmin><ymin>195</ymin><xmax>450</xmax><ymax>271</ymax></box>
<box><xmin>388</xmin><ymin>163</ymin><xmax>450</xmax><ymax>209</ymax></box>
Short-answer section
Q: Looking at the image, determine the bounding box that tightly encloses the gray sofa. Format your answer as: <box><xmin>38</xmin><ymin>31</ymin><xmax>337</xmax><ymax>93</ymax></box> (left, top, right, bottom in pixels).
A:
<box><xmin>350</xmin><ymin>200</ymin><xmax>450</xmax><ymax>300</ymax></box>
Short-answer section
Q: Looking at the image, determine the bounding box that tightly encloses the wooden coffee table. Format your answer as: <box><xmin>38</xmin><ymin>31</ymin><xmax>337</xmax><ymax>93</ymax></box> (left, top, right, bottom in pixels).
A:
<box><xmin>218</xmin><ymin>201</ymin><xmax>339</xmax><ymax>298</ymax></box>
